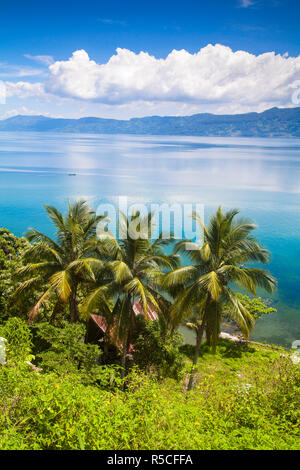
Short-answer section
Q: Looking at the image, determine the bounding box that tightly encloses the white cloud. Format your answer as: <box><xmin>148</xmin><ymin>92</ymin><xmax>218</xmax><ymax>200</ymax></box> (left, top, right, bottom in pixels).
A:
<box><xmin>97</xmin><ymin>18</ymin><xmax>127</xmax><ymax>26</ymax></box>
<box><xmin>43</xmin><ymin>45</ymin><xmax>300</xmax><ymax>110</ymax></box>
<box><xmin>5</xmin><ymin>81</ymin><xmax>45</xmax><ymax>98</ymax></box>
<box><xmin>0</xmin><ymin>63</ymin><xmax>44</xmax><ymax>78</ymax></box>
<box><xmin>239</xmin><ymin>0</ymin><xmax>255</xmax><ymax>7</ymax></box>
<box><xmin>4</xmin><ymin>44</ymin><xmax>300</xmax><ymax>117</ymax></box>
<box><xmin>24</xmin><ymin>54</ymin><xmax>54</xmax><ymax>66</ymax></box>
<box><xmin>0</xmin><ymin>106</ymin><xmax>51</xmax><ymax>120</ymax></box>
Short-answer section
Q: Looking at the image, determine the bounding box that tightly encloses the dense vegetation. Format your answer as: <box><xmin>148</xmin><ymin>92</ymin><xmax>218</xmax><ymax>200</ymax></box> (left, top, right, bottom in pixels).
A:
<box><xmin>0</xmin><ymin>201</ymin><xmax>299</xmax><ymax>450</ymax></box>
<box><xmin>0</xmin><ymin>318</ymin><xmax>299</xmax><ymax>450</ymax></box>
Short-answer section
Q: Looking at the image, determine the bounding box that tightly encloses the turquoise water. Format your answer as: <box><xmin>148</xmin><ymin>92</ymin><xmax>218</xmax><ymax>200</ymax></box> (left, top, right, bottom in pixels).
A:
<box><xmin>0</xmin><ymin>131</ymin><xmax>299</xmax><ymax>347</ymax></box>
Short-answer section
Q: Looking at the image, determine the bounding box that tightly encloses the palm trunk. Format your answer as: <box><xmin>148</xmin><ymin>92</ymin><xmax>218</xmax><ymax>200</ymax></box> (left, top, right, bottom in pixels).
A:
<box><xmin>103</xmin><ymin>340</ymin><xmax>109</xmax><ymax>357</ymax></box>
<box><xmin>121</xmin><ymin>340</ymin><xmax>127</xmax><ymax>378</ymax></box>
<box><xmin>84</xmin><ymin>319</ymin><xmax>89</xmax><ymax>344</ymax></box>
<box><xmin>187</xmin><ymin>323</ymin><xmax>205</xmax><ymax>392</ymax></box>
<box><xmin>120</xmin><ymin>331</ymin><xmax>129</xmax><ymax>389</ymax></box>
<box><xmin>69</xmin><ymin>284</ymin><xmax>79</xmax><ymax>323</ymax></box>
<box><xmin>50</xmin><ymin>300</ymin><xmax>63</xmax><ymax>324</ymax></box>
<box><xmin>205</xmin><ymin>326</ymin><xmax>211</xmax><ymax>347</ymax></box>
<box><xmin>102</xmin><ymin>323</ymin><xmax>111</xmax><ymax>363</ymax></box>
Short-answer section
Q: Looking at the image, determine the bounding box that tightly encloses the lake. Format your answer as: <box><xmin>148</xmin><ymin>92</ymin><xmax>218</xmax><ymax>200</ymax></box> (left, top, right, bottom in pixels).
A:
<box><xmin>0</xmin><ymin>131</ymin><xmax>299</xmax><ymax>347</ymax></box>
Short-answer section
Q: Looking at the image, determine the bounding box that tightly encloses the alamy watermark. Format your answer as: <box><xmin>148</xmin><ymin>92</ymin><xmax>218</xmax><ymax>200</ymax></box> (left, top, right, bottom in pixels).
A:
<box><xmin>291</xmin><ymin>340</ymin><xmax>300</xmax><ymax>355</ymax></box>
<box><xmin>291</xmin><ymin>340</ymin><xmax>300</xmax><ymax>365</ymax></box>
<box><xmin>291</xmin><ymin>80</ymin><xmax>300</xmax><ymax>105</ymax></box>
<box><xmin>95</xmin><ymin>197</ymin><xmax>204</xmax><ymax>250</ymax></box>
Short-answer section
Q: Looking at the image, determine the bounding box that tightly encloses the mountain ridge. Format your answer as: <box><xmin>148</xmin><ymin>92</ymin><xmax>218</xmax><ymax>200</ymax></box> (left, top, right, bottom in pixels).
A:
<box><xmin>0</xmin><ymin>106</ymin><xmax>300</xmax><ymax>137</ymax></box>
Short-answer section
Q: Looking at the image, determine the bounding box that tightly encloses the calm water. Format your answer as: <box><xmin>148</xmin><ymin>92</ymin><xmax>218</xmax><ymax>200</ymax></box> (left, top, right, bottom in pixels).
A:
<box><xmin>0</xmin><ymin>131</ymin><xmax>300</xmax><ymax>347</ymax></box>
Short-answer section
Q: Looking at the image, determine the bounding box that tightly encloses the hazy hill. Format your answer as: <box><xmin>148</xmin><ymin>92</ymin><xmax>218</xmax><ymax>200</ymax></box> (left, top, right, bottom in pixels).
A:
<box><xmin>0</xmin><ymin>107</ymin><xmax>300</xmax><ymax>137</ymax></box>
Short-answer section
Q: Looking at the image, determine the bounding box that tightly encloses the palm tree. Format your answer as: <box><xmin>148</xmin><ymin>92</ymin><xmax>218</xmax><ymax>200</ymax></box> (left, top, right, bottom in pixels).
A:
<box><xmin>14</xmin><ymin>200</ymin><xmax>104</xmax><ymax>323</ymax></box>
<box><xmin>83</xmin><ymin>210</ymin><xmax>179</xmax><ymax>379</ymax></box>
<box><xmin>163</xmin><ymin>207</ymin><xmax>277</xmax><ymax>390</ymax></box>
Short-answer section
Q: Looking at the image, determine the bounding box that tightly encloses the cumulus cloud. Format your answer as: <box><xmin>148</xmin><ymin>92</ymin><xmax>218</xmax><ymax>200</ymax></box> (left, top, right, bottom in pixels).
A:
<box><xmin>4</xmin><ymin>44</ymin><xmax>300</xmax><ymax>116</ymax></box>
<box><xmin>43</xmin><ymin>45</ymin><xmax>300</xmax><ymax>110</ymax></box>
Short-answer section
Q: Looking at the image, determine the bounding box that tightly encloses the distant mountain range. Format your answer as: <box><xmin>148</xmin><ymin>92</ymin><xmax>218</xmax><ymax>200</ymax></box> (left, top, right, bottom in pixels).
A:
<box><xmin>0</xmin><ymin>107</ymin><xmax>300</xmax><ymax>137</ymax></box>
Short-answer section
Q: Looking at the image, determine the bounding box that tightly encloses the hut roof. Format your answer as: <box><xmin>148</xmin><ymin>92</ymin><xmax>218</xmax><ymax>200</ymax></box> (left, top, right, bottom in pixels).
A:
<box><xmin>90</xmin><ymin>314</ymin><xmax>108</xmax><ymax>334</ymax></box>
<box><xmin>132</xmin><ymin>299</ymin><xmax>159</xmax><ymax>321</ymax></box>
<box><xmin>90</xmin><ymin>299</ymin><xmax>158</xmax><ymax>335</ymax></box>
<box><xmin>88</xmin><ymin>299</ymin><xmax>159</xmax><ymax>349</ymax></box>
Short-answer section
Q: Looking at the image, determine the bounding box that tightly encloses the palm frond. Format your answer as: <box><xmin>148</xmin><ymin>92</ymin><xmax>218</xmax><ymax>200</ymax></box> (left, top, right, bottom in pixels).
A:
<box><xmin>223</xmin><ymin>288</ymin><xmax>255</xmax><ymax>338</ymax></box>
<box><xmin>108</xmin><ymin>260</ymin><xmax>133</xmax><ymax>283</ymax></box>
<box><xmin>163</xmin><ymin>265</ymin><xmax>198</xmax><ymax>289</ymax></box>
<box><xmin>49</xmin><ymin>270</ymin><xmax>72</xmax><ymax>302</ymax></box>
<box><xmin>28</xmin><ymin>288</ymin><xmax>53</xmax><ymax>323</ymax></box>
<box><xmin>83</xmin><ymin>282</ymin><xmax>117</xmax><ymax>314</ymax></box>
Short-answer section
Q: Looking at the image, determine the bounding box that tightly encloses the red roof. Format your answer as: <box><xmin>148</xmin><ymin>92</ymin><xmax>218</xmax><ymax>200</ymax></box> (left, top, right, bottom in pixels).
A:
<box><xmin>89</xmin><ymin>299</ymin><xmax>158</xmax><ymax>352</ymax></box>
<box><xmin>91</xmin><ymin>299</ymin><xmax>158</xmax><ymax>332</ymax></box>
<box><xmin>90</xmin><ymin>314</ymin><xmax>108</xmax><ymax>333</ymax></box>
<box><xmin>132</xmin><ymin>299</ymin><xmax>159</xmax><ymax>321</ymax></box>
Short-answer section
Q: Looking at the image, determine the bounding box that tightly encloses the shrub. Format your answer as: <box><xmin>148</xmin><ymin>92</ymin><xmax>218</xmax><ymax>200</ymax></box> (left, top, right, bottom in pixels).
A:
<box><xmin>134</xmin><ymin>320</ymin><xmax>185</xmax><ymax>380</ymax></box>
<box><xmin>0</xmin><ymin>230</ymin><xmax>29</xmax><ymax>322</ymax></box>
<box><xmin>0</xmin><ymin>350</ymin><xmax>299</xmax><ymax>450</ymax></box>
<box><xmin>0</xmin><ymin>317</ymin><xmax>32</xmax><ymax>363</ymax></box>
<box><xmin>33</xmin><ymin>322</ymin><xmax>122</xmax><ymax>387</ymax></box>
<box><xmin>235</xmin><ymin>294</ymin><xmax>277</xmax><ymax>319</ymax></box>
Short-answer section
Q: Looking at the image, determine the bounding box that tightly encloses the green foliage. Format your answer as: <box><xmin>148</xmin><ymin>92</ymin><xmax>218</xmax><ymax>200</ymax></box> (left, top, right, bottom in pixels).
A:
<box><xmin>235</xmin><ymin>293</ymin><xmax>276</xmax><ymax>319</ymax></box>
<box><xmin>14</xmin><ymin>200</ymin><xmax>104</xmax><ymax>323</ymax></box>
<box><xmin>0</xmin><ymin>228</ymin><xmax>28</xmax><ymax>264</ymax></box>
<box><xmin>0</xmin><ymin>229</ymin><xmax>29</xmax><ymax>321</ymax></box>
<box><xmin>134</xmin><ymin>319</ymin><xmax>185</xmax><ymax>380</ymax></box>
<box><xmin>33</xmin><ymin>322</ymin><xmax>121</xmax><ymax>386</ymax></box>
<box><xmin>0</xmin><ymin>343</ymin><xmax>299</xmax><ymax>450</ymax></box>
<box><xmin>83</xmin><ymin>210</ymin><xmax>179</xmax><ymax>375</ymax></box>
<box><xmin>0</xmin><ymin>317</ymin><xmax>32</xmax><ymax>363</ymax></box>
<box><xmin>164</xmin><ymin>207</ymin><xmax>277</xmax><ymax>357</ymax></box>
<box><xmin>0</xmin><ymin>209</ymin><xmax>291</xmax><ymax>451</ymax></box>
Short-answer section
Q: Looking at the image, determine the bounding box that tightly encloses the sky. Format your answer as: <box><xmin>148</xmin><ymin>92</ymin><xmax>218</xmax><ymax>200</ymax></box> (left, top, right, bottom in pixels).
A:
<box><xmin>1</xmin><ymin>0</ymin><xmax>300</xmax><ymax>119</ymax></box>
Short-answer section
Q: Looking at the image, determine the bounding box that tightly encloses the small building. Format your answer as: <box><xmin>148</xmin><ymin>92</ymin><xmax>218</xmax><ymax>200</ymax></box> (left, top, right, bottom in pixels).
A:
<box><xmin>85</xmin><ymin>299</ymin><xmax>158</xmax><ymax>348</ymax></box>
<box><xmin>85</xmin><ymin>314</ymin><xmax>108</xmax><ymax>345</ymax></box>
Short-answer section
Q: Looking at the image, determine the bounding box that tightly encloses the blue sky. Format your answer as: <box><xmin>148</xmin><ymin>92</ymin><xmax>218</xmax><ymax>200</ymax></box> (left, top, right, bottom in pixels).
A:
<box><xmin>1</xmin><ymin>0</ymin><xmax>300</xmax><ymax>119</ymax></box>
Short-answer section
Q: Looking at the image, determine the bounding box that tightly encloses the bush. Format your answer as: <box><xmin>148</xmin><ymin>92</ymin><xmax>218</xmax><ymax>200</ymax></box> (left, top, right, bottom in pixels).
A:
<box><xmin>230</xmin><ymin>293</ymin><xmax>276</xmax><ymax>319</ymax></box>
<box><xmin>0</xmin><ymin>317</ymin><xmax>32</xmax><ymax>363</ymax></box>
<box><xmin>134</xmin><ymin>320</ymin><xmax>185</xmax><ymax>380</ymax></box>
<box><xmin>0</xmin><ymin>230</ymin><xmax>29</xmax><ymax>322</ymax></box>
<box><xmin>0</xmin><ymin>319</ymin><xmax>299</xmax><ymax>450</ymax></box>
<box><xmin>33</xmin><ymin>322</ymin><xmax>122</xmax><ymax>387</ymax></box>
<box><xmin>0</xmin><ymin>351</ymin><xmax>299</xmax><ymax>450</ymax></box>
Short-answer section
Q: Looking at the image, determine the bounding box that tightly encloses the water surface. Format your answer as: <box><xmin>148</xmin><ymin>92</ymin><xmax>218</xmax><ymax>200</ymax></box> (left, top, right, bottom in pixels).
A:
<box><xmin>0</xmin><ymin>131</ymin><xmax>299</xmax><ymax>347</ymax></box>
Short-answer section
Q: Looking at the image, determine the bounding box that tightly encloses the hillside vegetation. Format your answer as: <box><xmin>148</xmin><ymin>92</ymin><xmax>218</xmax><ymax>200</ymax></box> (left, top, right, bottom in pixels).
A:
<box><xmin>0</xmin><ymin>321</ymin><xmax>299</xmax><ymax>450</ymax></box>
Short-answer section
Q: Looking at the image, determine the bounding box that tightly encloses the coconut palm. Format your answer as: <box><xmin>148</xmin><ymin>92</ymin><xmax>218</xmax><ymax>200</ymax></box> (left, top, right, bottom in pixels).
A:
<box><xmin>163</xmin><ymin>207</ymin><xmax>277</xmax><ymax>390</ymax></box>
<box><xmin>83</xmin><ymin>210</ymin><xmax>179</xmax><ymax>378</ymax></box>
<box><xmin>14</xmin><ymin>200</ymin><xmax>104</xmax><ymax>323</ymax></box>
